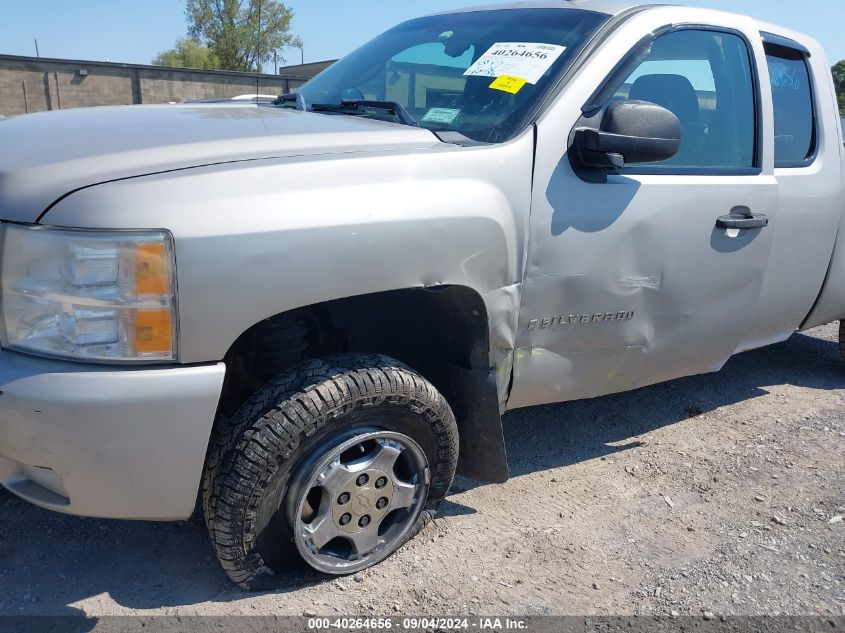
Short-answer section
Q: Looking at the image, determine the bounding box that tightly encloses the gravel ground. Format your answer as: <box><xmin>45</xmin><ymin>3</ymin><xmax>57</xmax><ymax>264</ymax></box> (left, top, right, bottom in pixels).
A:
<box><xmin>0</xmin><ymin>324</ymin><xmax>843</xmax><ymax>618</ymax></box>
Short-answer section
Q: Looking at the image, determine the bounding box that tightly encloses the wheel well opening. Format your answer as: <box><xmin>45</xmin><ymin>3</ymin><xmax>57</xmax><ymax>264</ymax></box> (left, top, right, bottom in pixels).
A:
<box><xmin>215</xmin><ymin>286</ymin><xmax>509</xmax><ymax>482</ymax></box>
<box><xmin>218</xmin><ymin>286</ymin><xmax>488</xmax><ymax>417</ymax></box>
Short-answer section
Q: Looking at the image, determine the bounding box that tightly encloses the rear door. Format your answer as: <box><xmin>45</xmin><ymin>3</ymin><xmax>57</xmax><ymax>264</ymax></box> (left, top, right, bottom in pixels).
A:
<box><xmin>508</xmin><ymin>9</ymin><xmax>778</xmax><ymax>409</ymax></box>
<box><xmin>742</xmin><ymin>33</ymin><xmax>843</xmax><ymax>344</ymax></box>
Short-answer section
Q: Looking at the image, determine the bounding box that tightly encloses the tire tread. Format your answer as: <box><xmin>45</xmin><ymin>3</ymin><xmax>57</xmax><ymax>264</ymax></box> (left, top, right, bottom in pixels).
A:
<box><xmin>202</xmin><ymin>354</ymin><xmax>458</xmax><ymax>589</ymax></box>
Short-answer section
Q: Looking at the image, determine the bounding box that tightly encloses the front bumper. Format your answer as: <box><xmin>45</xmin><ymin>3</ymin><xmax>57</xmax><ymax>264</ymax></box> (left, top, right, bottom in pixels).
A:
<box><xmin>0</xmin><ymin>349</ymin><xmax>225</xmax><ymax>520</ymax></box>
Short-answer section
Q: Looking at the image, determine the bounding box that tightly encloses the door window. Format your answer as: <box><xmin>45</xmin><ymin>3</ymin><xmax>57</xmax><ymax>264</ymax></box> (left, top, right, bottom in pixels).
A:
<box><xmin>765</xmin><ymin>49</ymin><xmax>816</xmax><ymax>166</ymax></box>
<box><xmin>613</xmin><ymin>29</ymin><xmax>757</xmax><ymax>171</ymax></box>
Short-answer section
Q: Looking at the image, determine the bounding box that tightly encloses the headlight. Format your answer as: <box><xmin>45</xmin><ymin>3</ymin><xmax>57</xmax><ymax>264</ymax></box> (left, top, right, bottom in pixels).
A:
<box><xmin>0</xmin><ymin>225</ymin><xmax>177</xmax><ymax>363</ymax></box>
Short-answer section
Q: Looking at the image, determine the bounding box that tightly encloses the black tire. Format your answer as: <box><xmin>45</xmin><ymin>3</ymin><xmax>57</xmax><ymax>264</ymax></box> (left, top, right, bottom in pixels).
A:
<box><xmin>202</xmin><ymin>354</ymin><xmax>459</xmax><ymax>589</ymax></box>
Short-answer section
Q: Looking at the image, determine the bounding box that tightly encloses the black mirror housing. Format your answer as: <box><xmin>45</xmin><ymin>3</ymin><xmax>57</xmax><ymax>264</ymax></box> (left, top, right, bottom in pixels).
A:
<box><xmin>570</xmin><ymin>100</ymin><xmax>682</xmax><ymax>182</ymax></box>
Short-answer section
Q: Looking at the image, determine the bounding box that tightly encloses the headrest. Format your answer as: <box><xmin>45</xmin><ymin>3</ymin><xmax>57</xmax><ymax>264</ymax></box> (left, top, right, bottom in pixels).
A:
<box><xmin>629</xmin><ymin>74</ymin><xmax>701</xmax><ymax>124</ymax></box>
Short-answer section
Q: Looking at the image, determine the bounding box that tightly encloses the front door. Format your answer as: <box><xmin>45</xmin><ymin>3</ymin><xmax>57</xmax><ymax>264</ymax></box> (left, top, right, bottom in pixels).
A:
<box><xmin>508</xmin><ymin>22</ymin><xmax>777</xmax><ymax>409</ymax></box>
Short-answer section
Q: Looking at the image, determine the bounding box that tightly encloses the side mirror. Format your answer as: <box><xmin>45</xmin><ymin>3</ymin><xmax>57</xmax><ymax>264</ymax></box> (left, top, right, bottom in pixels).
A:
<box><xmin>570</xmin><ymin>100</ymin><xmax>681</xmax><ymax>182</ymax></box>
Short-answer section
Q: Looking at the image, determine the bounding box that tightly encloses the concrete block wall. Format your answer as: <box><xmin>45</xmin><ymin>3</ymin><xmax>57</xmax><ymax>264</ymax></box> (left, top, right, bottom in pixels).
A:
<box><xmin>137</xmin><ymin>68</ymin><xmax>288</xmax><ymax>104</ymax></box>
<box><xmin>0</xmin><ymin>54</ymin><xmax>313</xmax><ymax>117</ymax></box>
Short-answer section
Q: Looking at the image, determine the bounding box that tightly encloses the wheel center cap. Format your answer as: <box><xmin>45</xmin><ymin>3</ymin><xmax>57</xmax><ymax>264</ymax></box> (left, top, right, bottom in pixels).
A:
<box><xmin>332</xmin><ymin>468</ymin><xmax>394</xmax><ymax>534</ymax></box>
<box><xmin>355</xmin><ymin>494</ymin><xmax>372</xmax><ymax>511</ymax></box>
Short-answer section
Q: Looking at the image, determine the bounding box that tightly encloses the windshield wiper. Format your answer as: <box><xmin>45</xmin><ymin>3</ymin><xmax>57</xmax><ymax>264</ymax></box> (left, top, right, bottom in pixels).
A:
<box><xmin>310</xmin><ymin>100</ymin><xmax>419</xmax><ymax>127</ymax></box>
<box><xmin>274</xmin><ymin>92</ymin><xmax>307</xmax><ymax>111</ymax></box>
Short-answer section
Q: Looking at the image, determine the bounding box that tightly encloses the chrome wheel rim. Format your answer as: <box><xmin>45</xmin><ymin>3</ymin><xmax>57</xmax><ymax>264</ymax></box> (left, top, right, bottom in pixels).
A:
<box><xmin>288</xmin><ymin>429</ymin><xmax>430</xmax><ymax>574</ymax></box>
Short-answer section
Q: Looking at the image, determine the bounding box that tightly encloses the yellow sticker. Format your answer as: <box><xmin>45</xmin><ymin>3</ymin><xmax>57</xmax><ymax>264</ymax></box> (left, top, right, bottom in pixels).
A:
<box><xmin>489</xmin><ymin>75</ymin><xmax>527</xmax><ymax>94</ymax></box>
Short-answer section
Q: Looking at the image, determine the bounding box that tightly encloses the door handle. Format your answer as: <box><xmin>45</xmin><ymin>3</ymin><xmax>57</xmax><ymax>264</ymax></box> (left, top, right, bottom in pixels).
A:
<box><xmin>716</xmin><ymin>206</ymin><xmax>769</xmax><ymax>230</ymax></box>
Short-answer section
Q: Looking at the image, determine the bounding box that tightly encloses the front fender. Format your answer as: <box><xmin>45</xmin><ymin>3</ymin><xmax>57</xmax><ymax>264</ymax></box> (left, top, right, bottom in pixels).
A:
<box><xmin>43</xmin><ymin>136</ymin><xmax>534</xmax><ymax>364</ymax></box>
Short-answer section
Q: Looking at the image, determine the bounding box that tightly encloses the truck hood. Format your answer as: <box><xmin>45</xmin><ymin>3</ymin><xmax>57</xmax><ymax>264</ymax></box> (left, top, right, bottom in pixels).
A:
<box><xmin>0</xmin><ymin>104</ymin><xmax>439</xmax><ymax>222</ymax></box>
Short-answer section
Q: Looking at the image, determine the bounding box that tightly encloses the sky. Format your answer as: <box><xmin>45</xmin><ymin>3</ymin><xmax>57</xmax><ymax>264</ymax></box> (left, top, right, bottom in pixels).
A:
<box><xmin>2</xmin><ymin>0</ymin><xmax>844</xmax><ymax>70</ymax></box>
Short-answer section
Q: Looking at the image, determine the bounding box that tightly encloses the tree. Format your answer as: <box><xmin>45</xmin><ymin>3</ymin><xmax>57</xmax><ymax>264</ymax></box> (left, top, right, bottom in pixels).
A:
<box><xmin>834</xmin><ymin>60</ymin><xmax>845</xmax><ymax>114</ymax></box>
<box><xmin>152</xmin><ymin>38</ymin><xmax>221</xmax><ymax>70</ymax></box>
<box><xmin>185</xmin><ymin>0</ymin><xmax>299</xmax><ymax>72</ymax></box>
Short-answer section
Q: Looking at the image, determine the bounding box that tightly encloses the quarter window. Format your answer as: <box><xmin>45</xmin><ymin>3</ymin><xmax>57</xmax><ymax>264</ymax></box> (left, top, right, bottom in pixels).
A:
<box><xmin>613</xmin><ymin>29</ymin><xmax>757</xmax><ymax>171</ymax></box>
<box><xmin>765</xmin><ymin>49</ymin><xmax>815</xmax><ymax>166</ymax></box>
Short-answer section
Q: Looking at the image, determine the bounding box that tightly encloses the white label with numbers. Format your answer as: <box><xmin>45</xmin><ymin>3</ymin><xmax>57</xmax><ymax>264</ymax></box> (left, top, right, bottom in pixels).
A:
<box><xmin>463</xmin><ymin>42</ymin><xmax>566</xmax><ymax>84</ymax></box>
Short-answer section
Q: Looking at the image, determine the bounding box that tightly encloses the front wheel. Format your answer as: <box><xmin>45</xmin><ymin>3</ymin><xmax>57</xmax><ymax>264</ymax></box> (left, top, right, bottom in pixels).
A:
<box><xmin>202</xmin><ymin>354</ymin><xmax>459</xmax><ymax>589</ymax></box>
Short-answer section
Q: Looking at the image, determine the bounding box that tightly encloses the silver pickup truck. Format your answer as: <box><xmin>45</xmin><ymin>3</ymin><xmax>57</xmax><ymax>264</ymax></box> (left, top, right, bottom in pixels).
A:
<box><xmin>1</xmin><ymin>0</ymin><xmax>843</xmax><ymax>588</ymax></box>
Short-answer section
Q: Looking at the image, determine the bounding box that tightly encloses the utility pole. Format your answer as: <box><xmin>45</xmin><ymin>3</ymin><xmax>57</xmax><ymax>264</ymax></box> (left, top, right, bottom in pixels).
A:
<box><xmin>33</xmin><ymin>39</ymin><xmax>40</xmax><ymax>57</ymax></box>
<box><xmin>274</xmin><ymin>50</ymin><xmax>278</xmax><ymax>74</ymax></box>
<box><xmin>254</xmin><ymin>0</ymin><xmax>261</xmax><ymax>95</ymax></box>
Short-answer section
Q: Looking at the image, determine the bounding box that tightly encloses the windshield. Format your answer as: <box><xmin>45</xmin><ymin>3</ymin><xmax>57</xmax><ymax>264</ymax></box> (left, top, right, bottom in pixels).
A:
<box><xmin>291</xmin><ymin>8</ymin><xmax>610</xmax><ymax>143</ymax></box>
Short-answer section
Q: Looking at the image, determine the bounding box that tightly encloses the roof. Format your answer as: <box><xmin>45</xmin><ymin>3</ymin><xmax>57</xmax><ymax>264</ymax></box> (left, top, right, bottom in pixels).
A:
<box><xmin>428</xmin><ymin>0</ymin><xmax>653</xmax><ymax>17</ymax></box>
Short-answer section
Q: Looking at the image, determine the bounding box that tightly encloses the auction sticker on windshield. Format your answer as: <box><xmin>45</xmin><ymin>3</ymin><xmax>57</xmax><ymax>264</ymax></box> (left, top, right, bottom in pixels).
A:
<box><xmin>489</xmin><ymin>75</ymin><xmax>527</xmax><ymax>94</ymax></box>
<box><xmin>421</xmin><ymin>108</ymin><xmax>461</xmax><ymax>124</ymax></box>
<box><xmin>464</xmin><ymin>42</ymin><xmax>566</xmax><ymax>84</ymax></box>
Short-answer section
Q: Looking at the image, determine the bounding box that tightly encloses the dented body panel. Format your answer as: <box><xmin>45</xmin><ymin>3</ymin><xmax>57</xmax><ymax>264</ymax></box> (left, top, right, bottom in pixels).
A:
<box><xmin>509</xmin><ymin>6</ymin><xmax>780</xmax><ymax>408</ymax></box>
